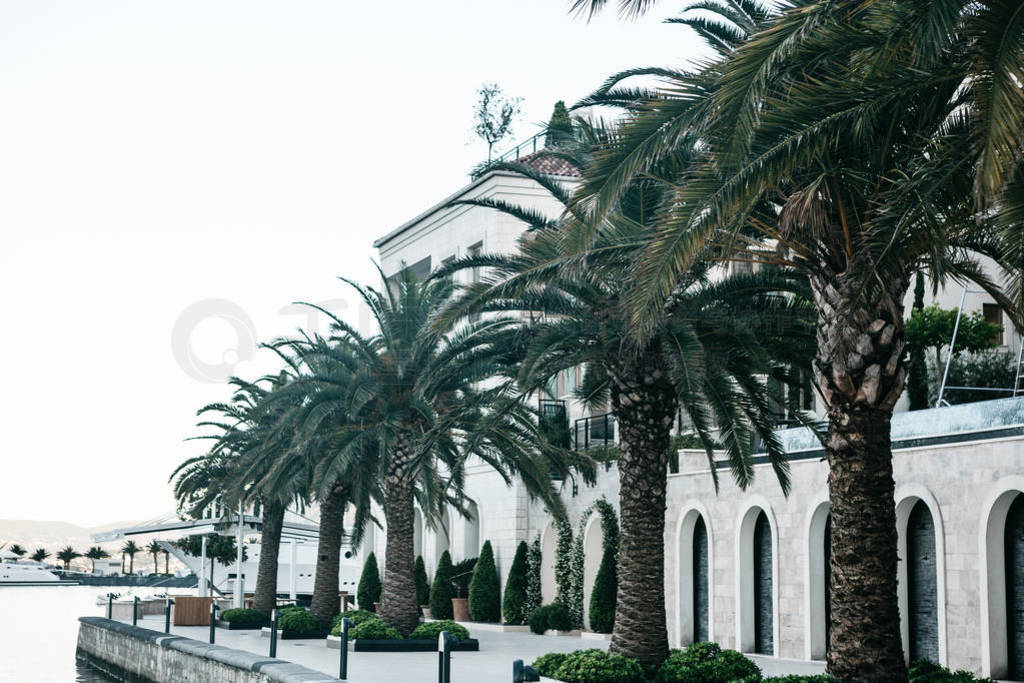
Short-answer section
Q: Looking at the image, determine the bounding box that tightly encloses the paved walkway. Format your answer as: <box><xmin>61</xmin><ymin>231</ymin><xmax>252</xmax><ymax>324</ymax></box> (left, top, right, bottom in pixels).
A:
<box><xmin>133</xmin><ymin>615</ymin><xmax>826</xmax><ymax>682</ymax></box>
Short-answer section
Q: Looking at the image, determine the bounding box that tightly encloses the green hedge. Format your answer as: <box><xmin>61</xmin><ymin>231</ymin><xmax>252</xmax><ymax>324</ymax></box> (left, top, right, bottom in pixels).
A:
<box><xmin>430</xmin><ymin>550</ymin><xmax>454</xmax><ymax>620</ymax></box>
<box><xmin>529</xmin><ymin>603</ymin><xmax>573</xmax><ymax>634</ymax></box>
<box><xmin>532</xmin><ymin>649</ymin><xmax>643</xmax><ymax>683</ymax></box>
<box><xmin>469</xmin><ymin>540</ymin><xmax>501</xmax><ymax>622</ymax></box>
<box><xmin>588</xmin><ymin>546</ymin><xmax>616</xmax><ymax>633</ymax></box>
<box><xmin>502</xmin><ymin>541</ymin><xmax>529</xmax><ymax>625</ymax></box>
<box><xmin>414</xmin><ymin>555</ymin><xmax>430</xmax><ymax>606</ymax></box>
<box><xmin>220</xmin><ymin>608</ymin><xmax>266</xmax><ymax>626</ymax></box>
<box><xmin>357</xmin><ymin>552</ymin><xmax>381</xmax><ymax>611</ymax></box>
<box><xmin>908</xmin><ymin>659</ymin><xmax>994</xmax><ymax>682</ymax></box>
<box><xmin>278</xmin><ymin>608</ymin><xmax>321</xmax><ymax>635</ymax></box>
<box><xmin>330</xmin><ymin>609</ymin><xmax>378</xmax><ymax>635</ymax></box>
<box><xmin>409</xmin><ymin>619</ymin><xmax>471</xmax><ymax>641</ymax></box>
<box><xmin>351</xmin><ymin>617</ymin><xmax>403</xmax><ymax>640</ymax></box>
<box><xmin>655</xmin><ymin>642</ymin><xmax>761</xmax><ymax>683</ymax></box>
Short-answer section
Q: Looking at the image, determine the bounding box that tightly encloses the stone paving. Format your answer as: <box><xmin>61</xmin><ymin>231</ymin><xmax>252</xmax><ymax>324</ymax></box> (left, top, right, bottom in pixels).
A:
<box><xmin>134</xmin><ymin>614</ymin><xmax>826</xmax><ymax>682</ymax></box>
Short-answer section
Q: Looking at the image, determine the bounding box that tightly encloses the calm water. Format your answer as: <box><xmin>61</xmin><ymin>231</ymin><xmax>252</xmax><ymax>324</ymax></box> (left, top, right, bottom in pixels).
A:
<box><xmin>0</xmin><ymin>585</ymin><xmax>155</xmax><ymax>682</ymax></box>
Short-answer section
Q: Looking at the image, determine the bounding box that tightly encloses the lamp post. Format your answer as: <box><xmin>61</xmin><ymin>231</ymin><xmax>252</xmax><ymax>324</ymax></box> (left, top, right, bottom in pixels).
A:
<box><xmin>338</xmin><ymin>617</ymin><xmax>353</xmax><ymax>679</ymax></box>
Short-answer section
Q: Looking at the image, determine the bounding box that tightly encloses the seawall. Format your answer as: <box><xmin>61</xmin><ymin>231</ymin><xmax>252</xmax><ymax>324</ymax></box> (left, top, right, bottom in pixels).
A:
<box><xmin>76</xmin><ymin>617</ymin><xmax>339</xmax><ymax>682</ymax></box>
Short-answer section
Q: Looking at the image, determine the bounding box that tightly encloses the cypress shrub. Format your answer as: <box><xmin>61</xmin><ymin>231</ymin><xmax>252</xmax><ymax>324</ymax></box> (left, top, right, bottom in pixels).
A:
<box><xmin>357</xmin><ymin>552</ymin><xmax>381</xmax><ymax>611</ymax></box>
<box><xmin>588</xmin><ymin>545</ymin><xmax>617</xmax><ymax>633</ymax></box>
<box><xmin>430</xmin><ymin>550</ymin><xmax>454</xmax><ymax>619</ymax></box>
<box><xmin>525</xmin><ymin>537</ymin><xmax>542</xmax><ymax>617</ymax></box>
<box><xmin>469</xmin><ymin>540</ymin><xmax>501</xmax><ymax>622</ymax></box>
<box><xmin>502</xmin><ymin>541</ymin><xmax>529</xmax><ymax>625</ymax></box>
<box><xmin>414</xmin><ymin>555</ymin><xmax>430</xmax><ymax>606</ymax></box>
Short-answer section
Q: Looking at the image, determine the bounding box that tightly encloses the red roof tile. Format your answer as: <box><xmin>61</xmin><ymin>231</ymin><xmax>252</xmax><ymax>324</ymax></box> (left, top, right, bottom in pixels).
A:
<box><xmin>514</xmin><ymin>150</ymin><xmax>582</xmax><ymax>178</ymax></box>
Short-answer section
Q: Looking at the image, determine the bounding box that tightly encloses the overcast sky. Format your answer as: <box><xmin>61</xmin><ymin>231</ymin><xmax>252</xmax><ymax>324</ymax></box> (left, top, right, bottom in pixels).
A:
<box><xmin>0</xmin><ymin>1</ymin><xmax>706</xmax><ymax>527</ymax></box>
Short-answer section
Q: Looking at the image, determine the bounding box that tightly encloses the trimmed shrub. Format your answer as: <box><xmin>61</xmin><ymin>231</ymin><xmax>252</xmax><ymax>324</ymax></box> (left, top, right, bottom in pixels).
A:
<box><xmin>525</xmin><ymin>537</ymin><xmax>543</xmax><ymax>617</ymax></box>
<box><xmin>278</xmin><ymin>608</ymin><xmax>320</xmax><ymax>635</ymax></box>
<box><xmin>763</xmin><ymin>677</ymin><xmax>838</xmax><ymax>682</ymax></box>
<box><xmin>529</xmin><ymin>602</ymin><xmax>573</xmax><ymax>634</ymax></box>
<box><xmin>330</xmin><ymin>609</ymin><xmax>377</xmax><ymax>635</ymax></box>
<box><xmin>469</xmin><ymin>540</ymin><xmax>501</xmax><ymax>622</ymax></box>
<box><xmin>908</xmin><ymin>659</ymin><xmax>994</xmax><ymax>682</ymax></box>
<box><xmin>588</xmin><ymin>546</ymin><xmax>616</xmax><ymax>633</ymax></box>
<box><xmin>351</xmin><ymin>617</ymin><xmax>403</xmax><ymax>640</ymax></box>
<box><xmin>655</xmin><ymin>642</ymin><xmax>761</xmax><ymax>683</ymax></box>
<box><xmin>409</xmin><ymin>619</ymin><xmax>471</xmax><ymax>641</ymax></box>
<box><xmin>529</xmin><ymin>605</ymin><xmax>550</xmax><ymax>635</ymax></box>
<box><xmin>220</xmin><ymin>608</ymin><xmax>266</xmax><ymax>626</ymax></box>
<box><xmin>533</xmin><ymin>652</ymin><xmax>570</xmax><ymax>677</ymax></box>
<box><xmin>279</xmin><ymin>603</ymin><xmax>303</xmax><ymax>612</ymax></box>
<box><xmin>546</xmin><ymin>649</ymin><xmax>644</xmax><ymax>683</ymax></box>
<box><xmin>503</xmin><ymin>541</ymin><xmax>529</xmax><ymax>625</ymax></box>
<box><xmin>357</xmin><ymin>552</ymin><xmax>382</xmax><ymax>611</ymax></box>
<box><xmin>414</xmin><ymin>555</ymin><xmax>430</xmax><ymax>606</ymax></box>
<box><xmin>430</xmin><ymin>550</ymin><xmax>454</xmax><ymax>620</ymax></box>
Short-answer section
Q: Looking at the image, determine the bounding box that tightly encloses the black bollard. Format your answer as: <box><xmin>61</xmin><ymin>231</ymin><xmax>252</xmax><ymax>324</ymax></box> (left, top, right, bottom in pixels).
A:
<box><xmin>269</xmin><ymin>609</ymin><xmax>279</xmax><ymax>658</ymax></box>
<box><xmin>208</xmin><ymin>601</ymin><xmax>219</xmax><ymax>644</ymax></box>
<box><xmin>164</xmin><ymin>598</ymin><xmax>174</xmax><ymax>634</ymax></box>
<box><xmin>132</xmin><ymin>596</ymin><xmax>139</xmax><ymax>626</ymax></box>
<box><xmin>338</xmin><ymin>617</ymin><xmax>353</xmax><ymax>679</ymax></box>
<box><xmin>437</xmin><ymin>631</ymin><xmax>456</xmax><ymax>683</ymax></box>
<box><xmin>513</xmin><ymin>659</ymin><xmax>540</xmax><ymax>683</ymax></box>
<box><xmin>107</xmin><ymin>593</ymin><xmax>113</xmax><ymax>620</ymax></box>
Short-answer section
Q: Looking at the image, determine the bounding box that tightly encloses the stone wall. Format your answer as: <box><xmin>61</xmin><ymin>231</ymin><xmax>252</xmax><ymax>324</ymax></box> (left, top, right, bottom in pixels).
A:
<box><xmin>76</xmin><ymin>617</ymin><xmax>338</xmax><ymax>682</ymax></box>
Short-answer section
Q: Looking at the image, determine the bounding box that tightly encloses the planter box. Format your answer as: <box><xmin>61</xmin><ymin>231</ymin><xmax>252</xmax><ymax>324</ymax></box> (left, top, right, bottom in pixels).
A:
<box><xmin>581</xmin><ymin>631</ymin><xmax>612</xmax><ymax>641</ymax></box>
<box><xmin>215</xmin><ymin>619</ymin><xmax>264</xmax><ymax>630</ymax></box>
<box><xmin>451</xmin><ymin>598</ymin><xmax>469</xmax><ymax>621</ymax></box>
<box><xmin>545</xmin><ymin>629</ymin><xmax>581</xmax><ymax>637</ymax></box>
<box><xmin>325</xmin><ymin>635</ymin><xmax>480</xmax><ymax>652</ymax></box>
<box><xmin>259</xmin><ymin>626</ymin><xmax>330</xmax><ymax>640</ymax></box>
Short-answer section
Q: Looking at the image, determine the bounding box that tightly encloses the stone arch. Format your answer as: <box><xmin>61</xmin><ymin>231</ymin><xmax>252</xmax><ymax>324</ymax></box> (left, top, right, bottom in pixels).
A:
<box><xmin>895</xmin><ymin>484</ymin><xmax>947</xmax><ymax>666</ymax></box>
<box><xmin>582</xmin><ymin>514</ymin><xmax>603</xmax><ymax>630</ymax></box>
<box><xmin>735</xmin><ymin>498</ymin><xmax>779</xmax><ymax>656</ymax></box>
<box><xmin>431</xmin><ymin>511</ymin><xmax>451</xmax><ymax>574</ymax></box>
<box><xmin>540</xmin><ymin>521</ymin><xmax>558</xmax><ymax>604</ymax></box>
<box><xmin>804</xmin><ymin>494</ymin><xmax>830</xmax><ymax>661</ymax></box>
<box><xmin>464</xmin><ymin>500</ymin><xmax>480</xmax><ymax>560</ymax></box>
<box><xmin>979</xmin><ymin>476</ymin><xmax>1024</xmax><ymax>678</ymax></box>
<box><xmin>677</xmin><ymin>501</ymin><xmax>714</xmax><ymax>647</ymax></box>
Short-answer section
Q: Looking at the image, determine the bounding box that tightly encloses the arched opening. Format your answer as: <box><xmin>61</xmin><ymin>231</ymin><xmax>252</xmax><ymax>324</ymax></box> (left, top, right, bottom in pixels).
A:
<box><xmin>693</xmin><ymin>516</ymin><xmax>709</xmax><ymax>642</ymax></box>
<box><xmin>582</xmin><ymin>516</ymin><xmax>603</xmax><ymax>631</ymax></box>
<box><xmin>464</xmin><ymin>501</ymin><xmax>480</xmax><ymax>560</ymax></box>
<box><xmin>1006</xmin><ymin>494</ymin><xmax>1024</xmax><ymax>679</ymax></box>
<box><xmin>413</xmin><ymin>508</ymin><xmax>423</xmax><ymax>560</ymax></box>
<box><xmin>678</xmin><ymin>508</ymin><xmax>712</xmax><ymax>646</ymax></box>
<box><xmin>540</xmin><ymin>522</ymin><xmax>557</xmax><ymax>604</ymax></box>
<box><xmin>906</xmin><ymin>500</ymin><xmax>939</xmax><ymax>663</ymax></box>
<box><xmin>753</xmin><ymin>512</ymin><xmax>774</xmax><ymax>655</ymax></box>
<box><xmin>806</xmin><ymin>501</ymin><xmax>830</xmax><ymax>661</ymax></box>
<box><xmin>433</xmin><ymin>512</ymin><xmax>450</xmax><ymax>574</ymax></box>
<box><xmin>737</xmin><ymin>503</ymin><xmax>776</xmax><ymax>656</ymax></box>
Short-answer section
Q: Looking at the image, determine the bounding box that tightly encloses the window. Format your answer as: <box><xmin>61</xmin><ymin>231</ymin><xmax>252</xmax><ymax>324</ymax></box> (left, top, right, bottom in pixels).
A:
<box><xmin>984</xmin><ymin>303</ymin><xmax>1004</xmax><ymax>345</ymax></box>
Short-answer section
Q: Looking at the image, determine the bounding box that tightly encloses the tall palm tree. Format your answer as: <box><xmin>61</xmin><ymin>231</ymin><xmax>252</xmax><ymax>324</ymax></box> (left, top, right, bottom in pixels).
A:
<box><xmin>146</xmin><ymin>541</ymin><xmax>162</xmax><ymax>574</ymax></box>
<box><xmin>567</xmin><ymin>0</ymin><xmax>1024</xmax><ymax>677</ymax></box>
<box><xmin>56</xmin><ymin>546</ymin><xmax>81</xmax><ymax>571</ymax></box>
<box><xmin>30</xmin><ymin>548</ymin><xmax>49</xmax><ymax>563</ymax></box>
<box><xmin>441</xmin><ymin>129</ymin><xmax>814</xmax><ymax>668</ymax></box>
<box><xmin>85</xmin><ymin>546</ymin><xmax>110</xmax><ymax>573</ymax></box>
<box><xmin>121</xmin><ymin>541</ymin><xmax>140</xmax><ymax>575</ymax></box>
<box><xmin>283</xmin><ymin>270</ymin><xmax>580</xmax><ymax>635</ymax></box>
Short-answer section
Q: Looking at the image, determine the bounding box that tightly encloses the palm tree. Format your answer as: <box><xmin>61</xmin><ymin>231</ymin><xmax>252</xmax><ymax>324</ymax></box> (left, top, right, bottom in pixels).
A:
<box><xmin>85</xmin><ymin>546</ymin><xmax>110</xmax><ymax>573</ymax></box>
<box><xmin>56</xmin><ymin>546</ymin><xmax>81</xmax><ymax>571</ymax></box>
<box><xmin>121</xmin><ymin>540</ymin><xmax>140</xmax><ymax>575</ymax></box>
<box><xmin>283</xmin><ymin>270</ymin><xmax>579</xmax><ymax>635</ymax></box>
<box><xmin>146</xmin><ymin>540</ymin><xmax>162</xmax><ymax>574</ymax></box>
<box><xmin>441</xmin><ymin>129</ymin><xmax>813</xmax><ymax>668</ymax></box>
<box><xmin>30</xmin><ymin>548</ymin><xmax>49</xmax><ymax>563</ymax></box>
<box><xmin>8</xmin><ymin>544</ymin><xmax>26</xmax><ymax>557</ymax></box>
<box><xmin>567</xmin><ymin>0</ymin><xmax>1024</xmax><ymax>677</ymax></box>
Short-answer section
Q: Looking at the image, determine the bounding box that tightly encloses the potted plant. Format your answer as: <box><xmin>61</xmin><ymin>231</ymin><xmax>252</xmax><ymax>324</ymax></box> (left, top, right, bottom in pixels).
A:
<box><xmin>450</xmin><ymin>557</ymin><xmax>476</xmax><ymax>622</ymax></box>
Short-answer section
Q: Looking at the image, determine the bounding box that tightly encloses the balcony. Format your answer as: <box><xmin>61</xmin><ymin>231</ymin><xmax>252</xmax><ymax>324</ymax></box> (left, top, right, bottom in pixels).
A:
<box><xmin>574</xmin><ymin>412</ymin><xmax>616</xmax><ymax>450</ymax></box>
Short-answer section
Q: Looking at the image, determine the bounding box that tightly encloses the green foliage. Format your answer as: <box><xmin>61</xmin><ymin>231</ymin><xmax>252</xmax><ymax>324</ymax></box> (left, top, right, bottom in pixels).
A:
<box><xmin>930</xmin><ymin>351</ymin><xmax>1018</xmax><ymax>406</ymax></box>
<box><xmin>524</xmin><ymin>537</ymin><xmax>543</xmax><ymax>618</ymax></box>
<box><xmin>529</xmin><ymin>603</ymin><xmax>574</xmax><ymax>634</ymax></box>
<box><xmin>908</xmin><ymin>659</ymin><xmax>994</xmax><ymax>682</ymax></box>
<box><xmin>414</xmin><ymin>555</ymin><xmax>430</xmax><ymax>606</ymax></box>
<box><xmin>351</xmin><ymin>617</ymin><xmax>403</xmax><ymax>641</ymax></box>
<box><xmin>278</xmin><ymin>608</ymin><xmax>320</xmax><ymax>635</ymax></box>
<box><xmin>503</xmin><ymin>541</ymin><xmax>530</xmax><ymax>625</ymax></box>
<box><xmin>430</xmin><ymin>550</ymin><xmax>454</xmax><ymax>620</ymax></box>
<box><xmin>546</xmin><ymin>100</ymin><xmax>574</xmax><ymax>146</ymax></box>
<box><xmin>473</xmin><ymin>82</ymin><xmax>522</xmax><ymax>161</ymax></box>
<box><xmin>451</xmin><ymin>557</ymin><xmax>478</xmax><ymax>598</ymax></box>
<box><xmin>528</xmin><ymin>604</ymin><xmax>551</xmax><ymax>634</ymax></box>
<box><xmin>537</xmin><ymin>649</ymin><xmax>644</xmax><ymax>683</ymax></box>
<box><xmin>907</xmin><ymin>272</ymin><xmax>930</xmax><ymax>410</ymax></box>
<box><xmin>588</xmin><ymin>547</ymin><xmax>617</xmax><ymax>633</ymax></box>
<box><xmin>469</xmin><ymin>541</ymin><xmax>501</xmax><ymax>622</ymax></box>
<box><xmin>554</xmin><ymin>519</ymin><xmax>574</xmax><ymax>606</ymax></box>
<box><xmin>357</xmin><ymin>552</ymin><xmax>381</xmax><ymax>611</ymax></box>
<box><xmin>330</xmin><ymin>609</ymin><xmax>377</xmax><ymax>635</ymax></box>
<box><xmin>173</xmin><ymin>534</ymin><xmax>246</xmax><ymax>566</ymax></box>
<box><xmin>763</xmin><ymin>677</ymin><xmax>838</xmax><ymax>682</ymax></box>
<box><xmin>906</xmin><ymin>305</ymin><xmax>1001</xmax><ymax>367</ymax></box>
<box><xmin>220</xmin><ymin>608</ymin><xmax>266</xmax><ymax>627</ymax></box>
<box><xmin>409</xmin><ymin>619</ymin><xmax>471</xmax><ymax>641</ymax></box>
<box><xmin>655</xmin><ymin>643</ymin><xmax>761</xmax><ymax>682</ymax></box>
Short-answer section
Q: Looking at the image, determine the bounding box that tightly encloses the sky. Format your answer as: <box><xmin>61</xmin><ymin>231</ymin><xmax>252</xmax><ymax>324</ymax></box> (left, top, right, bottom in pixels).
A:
<box><xmin>0</xmin><ymin>1</ymin><xmax>707</xmax><ymax>527</ymax></box>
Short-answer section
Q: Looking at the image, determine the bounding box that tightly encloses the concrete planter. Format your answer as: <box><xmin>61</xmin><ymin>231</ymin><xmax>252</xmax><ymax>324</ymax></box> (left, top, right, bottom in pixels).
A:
<box><xmin>215</xmin><ymin>619</ymin><xmax>263</xmax><ymax>630</ymax></box>
<box><xmin>420</xmin><ymin>605</ymin><xmax>431</xmax><ymax>619</ymax></box>
<box><xmin>581</xmin><ymin>631</ymin><xmax>612</xmax><ymax>641</ymax></box>
<box><xmin>325</xmin><ymin>634</ymin><xmax>480</xmax><ymax>652</ymax></box>
<box><xmin>259</xmin><ymin>626</ymin><xmax>329</xmax><ymax>640</ymax></box>
<box><xmin>109</xmin><ymin>602</ymin><xmax>143</xmax><ymax>621</ymax></box>
<box><xmin>454</xmin><ymin>620</ymin><xmax>529</xmax><ymax>633</ymax></box>
<box><xmin>545</xmin><ymin>629</ymin><xmax>581</xmax><ymax>637</ymax></box>
<box><xmin>451</xmin><ymin>598</ymin><xmax>469</xmax><ymax>621</ymax></box>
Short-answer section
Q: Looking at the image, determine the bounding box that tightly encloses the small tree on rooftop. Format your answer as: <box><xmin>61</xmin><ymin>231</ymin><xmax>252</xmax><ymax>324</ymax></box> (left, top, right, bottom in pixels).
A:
<box><xmin>414</xmin><ymin>555</ymin><xmax>430</xmax><ymax>607</ymax></box>
<box><xmin>473</xmin><ymin>82</ymin><xmax>522</xmax><ymax>162</ymax></box>
<box><xmin>502</xmin><ymin>541</ymin><xmax>529</xmax><ymax>625</ymax></box>
<box><xmin>906</xmin><ymin>304</ymin><xmax>1002</xmax><ymax>380</ymax></box>
<box><xmin>469</xmin><ymin>540</ymin><xmax>501</xmax><ymax>622</ymax></box>
<box><xmin>357</xmin><ymin>552</ymin><xmax>382</xmax><ymax>611</ymax></box>
<box><xmin>545</xmin><ymin>100</ymin><xmax>573</xmax><ymax>147</ymax></box>
<box><xmin>430</xmin><ymin>550</ymin><xmax>454</xmax><ymax>620</ymax></box>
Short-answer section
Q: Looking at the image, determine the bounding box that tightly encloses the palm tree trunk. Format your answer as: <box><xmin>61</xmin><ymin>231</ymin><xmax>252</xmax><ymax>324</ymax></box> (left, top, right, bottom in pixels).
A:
<box><xmin>607</xmin><ymin>358</ymin><xmax>677</xmax><ymax>671</ymax></box>
<box><xmin>813</xmin><ymin>274</ymin><xmax>909</xmax><ymax>681</ymax></box>
<box><xmin>129</xmin><ymin>555</ymin><xmax>134</xmax><ymax>575</ymax></box>
<box><xmin>165</xmin><ymin>551</ymin><xmax>169</xmax><ymax>574</ymax></box>
<box><xmin>380</xmin><ymin>433</ymin><xmax>419</xmax><ymax>636</ymax></box>
<box><xmin>310</xmin><ymin>482</ymin><xmax>347</xmax><ymax>627</ymax></box>
<box><xmin>253</xmin><ymin>500</ymin><xmax>285</xmax><ymax>618</ymax></box>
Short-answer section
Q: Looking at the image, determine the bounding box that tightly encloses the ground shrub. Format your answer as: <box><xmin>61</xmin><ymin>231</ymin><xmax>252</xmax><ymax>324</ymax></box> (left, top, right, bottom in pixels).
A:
<box><xmin>655</xmin><ymin>642</ymin><xmax>761</xmax><ymax>683</ymax></box>
<box><xmin>469</xmin><ymin>540</ymin><xmax>501</xmax><ymax>622</ymax></box>
<box><xmin>414</xmin><ymin>555</ymin><xmax>430</xmax><ymax>606</ymax></box>
<box><xmin>543</xmin><ymin>649</ymin><xmax>644</xmax><ymax>683</ymax></box>
<box><xmin>529</xmin><ymin>605</ymin><xmax>551</xmax><ymax>634</ymax></box>
<box><xmin>351</xmin><ymin>617</ymin><xmax>403</xmax><ymax>640</ymax></box>
<box><xmin>357</xmin><ymin>552</ymin><xmax>382</xmax><ymax>611</ymax></box>
<box><xmin>220</xmin><ymin>608</ymin><xmax>266</xmax><ymax>626</ymax></box>
<box><xmin>502</xmin><ymin>541</ymin><xmax>529</xmax><ymax>625</ymax></box>
<box><xmin>588</xmin><ymin>546</ymin><xmax>616</xmax><ymax>633</ymax></box>
<box><xmin>278</xmin><ymin>608</ymin><xmax>321</xmax><ymax>635</ymax></box>
<box><xmin>330</xmin><ymin>609</ymin><xmax>377</xmax><ymax>635</ymax></box>
<box><xmin>908</xmin><ymin>659</ymin><xmax>994</xmax><ymax>682</ymax></box>
<box><xmin>430</xmin><ymin>550</ymin><xmax>454</xmax><ymax>620</ymax></box>
<box><xmin>409</xmin><ymin>619</ymin><xmax>471</xmax><ymax>641</ymax></box>
<box><xmin>533</xmin><ymin>652</ymin><xmax>569</xmax><ymax>677</ymax></box>
<box><xmin>279</xmin><ymin>603</ymin><xmax>303</xmax><ymax>612</ymax></box>
<box><xmin>529</xmin><ymin>603</ymin><xmax>573</xmax><ymax>634</ymax></box>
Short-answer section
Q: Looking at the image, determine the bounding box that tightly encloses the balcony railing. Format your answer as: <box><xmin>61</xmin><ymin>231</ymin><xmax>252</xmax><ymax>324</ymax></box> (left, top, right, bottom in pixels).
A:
<box><xmin>574</xmin><ymin>412</ymin><xmax>616</xmax><ymax>450</ymax></box>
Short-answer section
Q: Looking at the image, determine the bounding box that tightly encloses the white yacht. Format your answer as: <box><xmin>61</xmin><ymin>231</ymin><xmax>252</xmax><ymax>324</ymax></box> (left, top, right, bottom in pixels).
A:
<box><xmin>0</xmin><ymin>554</ymin><xmax>70</xmax><ymax>585</ymax></box>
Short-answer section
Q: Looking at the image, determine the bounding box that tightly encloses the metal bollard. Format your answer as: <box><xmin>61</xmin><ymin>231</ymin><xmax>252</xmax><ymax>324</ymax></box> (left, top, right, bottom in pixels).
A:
<box><xmin>338</xmin><ymin>617</ymin><xmax>353</xmax><ymax>679</ymax></box>
<box><xmin>209</xmin><ymin>601</ymin><xmax>219</xmax><ymax>644</ymax></box>
<box><xmin>164</xmin><ymin>598</ymin><xmax>174</xmax><ymax>634</ymax></box>
<box><xmin>132</xmin><ymin>596</ymin><xmax>139</xmax><ymax>626</ymax></box>
<box><xmin>107</xmin><ymin>593</ymin><xmax>114</xmax><ymax>620</ymax></box>
<box><xmin>437</xmin><ymin>631</ymin><xmax>456</xmax><ymax>683</ymax></box>
<box><xmin>513</xmin><ymin>659</ymin><xmax>540</xmax><ymax>683</ymax></box>
<box><xmin>269</xmin><ymin>609</ymin><xmax>279</xmax><ymax>658</ymax></box>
